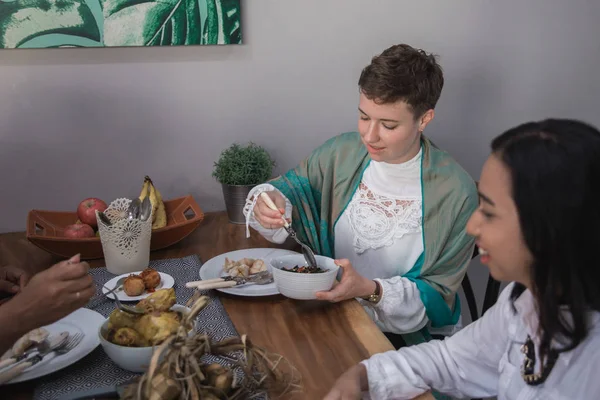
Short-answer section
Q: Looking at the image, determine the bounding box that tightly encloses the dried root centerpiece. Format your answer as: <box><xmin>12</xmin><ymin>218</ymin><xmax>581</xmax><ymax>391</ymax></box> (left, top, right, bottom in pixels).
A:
<box><xmin>122</xmin><ymin>291</ymin><xmax>301</xmax><ymax>400</ymax></box>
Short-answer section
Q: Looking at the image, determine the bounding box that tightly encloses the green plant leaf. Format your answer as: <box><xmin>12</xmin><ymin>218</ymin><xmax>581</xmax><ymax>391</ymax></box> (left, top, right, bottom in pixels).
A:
<box><xmin>212</xmin><ymin>142</ymin><xmax>275</xmax><ymax>185</ymax></box>
<box><xmin>202</xmin><ymin>0</ymin><xmax>240</xmax><ymax>45</ymax></box>
<box><xmin>0</xmin><ymin>0</ymin><xmax>102</xmax><ymax>48</ymax></box>
<box><xmin>102</xmin><ymin>0</ymin><xmax>202</xmax><ymax>46</ymax></box>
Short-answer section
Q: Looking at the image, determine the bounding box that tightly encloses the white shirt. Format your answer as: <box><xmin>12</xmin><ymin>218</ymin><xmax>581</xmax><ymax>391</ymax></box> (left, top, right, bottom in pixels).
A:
<box><xmin>362</xmin><ymin>282</ymin><xmax>600</xmax><ymax>400</ymax></box>
<box><xmin>243</xmin><ymin>150</ymin><xmax>459</xmax><ymax>335</ymax></box>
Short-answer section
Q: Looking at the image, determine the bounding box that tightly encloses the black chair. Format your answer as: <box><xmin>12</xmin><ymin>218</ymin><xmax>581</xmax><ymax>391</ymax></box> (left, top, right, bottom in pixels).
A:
<box><xmin>460</xmin><ymin>246</ymin><xmax>501</xmax><ymax>400</ymax></box>
<box><xmin>385</xmin><ymin>246</ymin><xmax>501</xmax><ymax>350</ymax></box>
<box><xmin>461</xmin><ymin>245</ymin><xmax>501</xmax><ymax>323</ymax></box>
<box><xmin>462</xmin><ymin>180</ymin><xmax>502</xmax><ymax>321</ymax></box>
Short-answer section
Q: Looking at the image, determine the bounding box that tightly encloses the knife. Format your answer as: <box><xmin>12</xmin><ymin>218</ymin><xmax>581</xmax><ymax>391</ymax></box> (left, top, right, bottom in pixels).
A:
<box><xmin>186</xmin><ymin>272</ymin><xmax>274</xmax><ymax>290</ymax></box>
<box><xmin>0</xmin><ymin>336</ymin><xmax>49</xmax><ymax>370</ymax></box>
<box><xmin>192</xmin><ymin>270</ymin><xmax>271</xmax><ymax>284</ymax></box>
<box><xmin>0</xmin><ymin>332</ymin><xmax>69</xmax><ymax>385</ymax></box>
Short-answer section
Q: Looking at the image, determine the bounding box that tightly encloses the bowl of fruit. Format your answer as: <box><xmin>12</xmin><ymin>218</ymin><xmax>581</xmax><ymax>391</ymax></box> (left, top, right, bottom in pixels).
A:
<box><xmin>26</xmin><ymin>176</ymin><xmax>204</xmax><ymax>260</ymax></box>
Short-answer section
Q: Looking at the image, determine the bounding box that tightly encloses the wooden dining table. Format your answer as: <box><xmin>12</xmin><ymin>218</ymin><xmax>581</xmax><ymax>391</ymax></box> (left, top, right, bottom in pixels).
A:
<box><xmin>0</xmin><ymin>211</ymin><xmax>434</xmax><ymax>400</ymax></box>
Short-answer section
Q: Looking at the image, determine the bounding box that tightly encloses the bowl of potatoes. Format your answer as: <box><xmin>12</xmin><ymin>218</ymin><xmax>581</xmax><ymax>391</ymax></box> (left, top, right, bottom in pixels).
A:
<box><xmin>98</xmin><ymin>288</ymin><xmax>197</xmax><ymax>372</ymax></box>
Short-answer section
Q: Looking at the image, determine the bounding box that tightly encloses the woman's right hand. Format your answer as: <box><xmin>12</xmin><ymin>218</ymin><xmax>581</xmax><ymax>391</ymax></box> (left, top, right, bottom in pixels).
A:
<box><xmin>322</xmin><ymin>363</ymin><xmax>368</xmax><ymax>400</ymax></box>
<box><xmin>252</xmin><ymin>191</ymin><xmax>289</xmax><ymax>229</ymax></box>
<box><xmin>10</xmin><ymin>254</ymin><xmax>95</xmax><ymax>329</ymax></box>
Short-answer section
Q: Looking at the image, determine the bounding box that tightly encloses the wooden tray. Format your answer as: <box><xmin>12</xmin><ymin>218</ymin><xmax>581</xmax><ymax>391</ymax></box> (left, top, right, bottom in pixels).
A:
<box><xmin>26</xmin><ymin>195</ymin><xmax>204</xmax><ymax>260</ymax></box>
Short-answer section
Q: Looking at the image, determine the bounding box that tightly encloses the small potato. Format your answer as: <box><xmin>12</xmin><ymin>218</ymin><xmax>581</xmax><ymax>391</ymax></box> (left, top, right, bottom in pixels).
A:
<box><xmin>123</xmin><ymin>274</ymin><xmax>145</xmax><ymax>296</ymax></box>
<box><xmin>110</xmin><ymin>327</ymin><xmax>146</xmax><ymax>347</ymax></box>
<box><xmin>140</xmin><ymin>268</ymin><xmax>161</xmax><ymax>290</ymax></box>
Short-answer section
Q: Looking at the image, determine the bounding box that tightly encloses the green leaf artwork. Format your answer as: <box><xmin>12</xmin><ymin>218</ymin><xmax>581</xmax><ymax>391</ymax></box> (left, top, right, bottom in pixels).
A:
<box><xmin>0</xmin><ymin>0</ymin><xmax>241</xmax><ymax>48</ymax></box>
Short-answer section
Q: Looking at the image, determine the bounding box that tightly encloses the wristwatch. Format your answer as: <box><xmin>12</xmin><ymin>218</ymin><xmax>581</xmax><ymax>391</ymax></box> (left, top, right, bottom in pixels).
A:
<box><xmin>364</xmin><ymin>280</ymin><xmax>381</xmax><ymax>303</ymax></box>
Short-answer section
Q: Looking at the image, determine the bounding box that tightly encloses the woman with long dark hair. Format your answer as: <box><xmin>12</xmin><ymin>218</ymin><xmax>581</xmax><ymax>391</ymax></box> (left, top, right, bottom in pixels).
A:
<box><xmin>323</xmin><ymin>118</ymin><xmax>600</xmax><ymax>399</ymax></box>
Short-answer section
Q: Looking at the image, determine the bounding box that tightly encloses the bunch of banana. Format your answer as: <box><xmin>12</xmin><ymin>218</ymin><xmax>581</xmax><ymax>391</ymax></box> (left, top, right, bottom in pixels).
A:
<box><xmin>139</xmin><ymin>175</ymin><xmax>167</xmax><ymax>230</ymax></box>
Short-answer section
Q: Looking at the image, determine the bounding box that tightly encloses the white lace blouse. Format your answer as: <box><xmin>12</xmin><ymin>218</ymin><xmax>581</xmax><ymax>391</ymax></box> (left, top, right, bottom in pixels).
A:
<box><xmin>244</xmin><ymin>149</ymin><xmax>459</xmax><ymax>335</ymax></box>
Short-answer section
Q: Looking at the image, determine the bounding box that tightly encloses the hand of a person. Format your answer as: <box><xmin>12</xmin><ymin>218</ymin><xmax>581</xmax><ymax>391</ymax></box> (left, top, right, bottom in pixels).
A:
<box><xmin>0</xmin><ymin>266</ymin><xmax>30</xmax><ymax>295</ymax></box>
<box><xmin>11</xmin><ymin>254</ymin><xmax>95</xmax><ymax>329</ymax></box>
<box><xmin>315</xmin><ymin>259</ymin><xmax>376</xmax><ymax>303</ymax></box>
<box><xmin>322</xmin><ymin>364</ymin><xmax>369</xmax><ymax>400</ymax></box>
<box><xmin>252</xmin><ymin>190</ymin><xmax>289</xmax><ymax>229</ymax></box>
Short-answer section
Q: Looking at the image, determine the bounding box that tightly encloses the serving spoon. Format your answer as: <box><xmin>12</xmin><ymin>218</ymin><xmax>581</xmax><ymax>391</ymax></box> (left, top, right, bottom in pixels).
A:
<box><xmin>259</xmin><ymin>192</ymin><xmax>318</xmax><ymax>268</ymax></box>
<box><xmin>88</xmin><ymin>277</ymin><xmax>144</xmax><ymax>315</ymax></box>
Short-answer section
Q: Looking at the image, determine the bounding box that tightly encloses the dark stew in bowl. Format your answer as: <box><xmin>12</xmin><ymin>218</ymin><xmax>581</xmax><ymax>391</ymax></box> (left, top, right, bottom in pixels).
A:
<box><xmin>282</xmin><ymin>265</ymin><xmax>326</xmax><ymax>274</ymax></box>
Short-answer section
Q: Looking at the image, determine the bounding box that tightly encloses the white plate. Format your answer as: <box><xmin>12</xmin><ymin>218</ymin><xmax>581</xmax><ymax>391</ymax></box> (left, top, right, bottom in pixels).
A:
<box><xmin>102</xmin><ymin>272</ymin><xmax>175</xmax><ymax>301</ymax></box>
<box><xmin>199</xmin><ymin>248</ymin><xmax>300</xmax><ymax>297</ymax></box>
<box><xmin>4</xmin><ymin>308</ymin><xmax>104</xmax><ymax>384</ymax></box>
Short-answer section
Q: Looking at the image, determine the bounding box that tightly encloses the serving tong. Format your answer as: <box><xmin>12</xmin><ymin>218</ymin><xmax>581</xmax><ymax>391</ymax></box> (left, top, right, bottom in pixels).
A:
<box><xmin>259</xmin><ymin>192</ymin><xmax>318</xmax><ymax>268</ymax></box>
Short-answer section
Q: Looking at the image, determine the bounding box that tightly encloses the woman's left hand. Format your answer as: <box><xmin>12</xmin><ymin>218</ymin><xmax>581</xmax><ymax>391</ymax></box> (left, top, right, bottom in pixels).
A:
<box><xmin>322</xmin><ymin>363</ymin><xmax>369</xmax><ymax>400</ymax></box>
<box><xmin>315</xmin><ymin>259</ymin><xmax>376</xmax><ymax>302</ymax></box>
<box><xmin>0</xmin><ymin>265</ymin><xmax>30</xmax><ymax>295</ymax></box>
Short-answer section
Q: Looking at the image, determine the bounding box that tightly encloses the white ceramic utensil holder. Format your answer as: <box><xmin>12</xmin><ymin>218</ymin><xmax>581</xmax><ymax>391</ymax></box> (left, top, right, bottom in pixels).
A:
<box><xmin>96</xmin><ymin>198</ymin><xmax>152</xmax><ymax>275</ymax></box>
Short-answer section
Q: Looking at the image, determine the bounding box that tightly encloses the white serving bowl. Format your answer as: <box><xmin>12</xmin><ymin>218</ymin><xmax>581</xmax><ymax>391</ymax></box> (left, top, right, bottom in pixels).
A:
<box><xmin>98</xmin><ymin>304</ymin><xmax>195</xmax><ymax>372</ymax></box>
<box><xmin>269</xmin><ymin>254</ymin><xmax>339</xmax><ymax>300</ymax></box>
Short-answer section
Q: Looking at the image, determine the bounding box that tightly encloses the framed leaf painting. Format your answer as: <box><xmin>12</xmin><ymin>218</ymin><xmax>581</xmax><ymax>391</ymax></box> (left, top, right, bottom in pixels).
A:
<box><xmin>0</xmin><ymin>0</ymin><xmax>241</xmax><ymax>49</ymax></box>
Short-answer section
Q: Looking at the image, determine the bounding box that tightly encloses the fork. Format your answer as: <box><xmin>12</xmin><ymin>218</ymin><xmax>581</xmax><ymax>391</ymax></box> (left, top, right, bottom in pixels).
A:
<box><xmin>0</xmin><ymin>332</ymin><xmax>84</xmax><ymax>384</ymax></box>
<box><xmin>53</xmin><ymin>333</ymin><xmax>84</xmax><ymax>357</ymax></box>
<box><xmin>87</xmin><ymin>277</ymin><xmax>127</xmax><ymax>309</ymax></box>
<box><xmin>102</xmin><ymin>277</ymin><xmax>127</xmax><ymax>299</ymax></box>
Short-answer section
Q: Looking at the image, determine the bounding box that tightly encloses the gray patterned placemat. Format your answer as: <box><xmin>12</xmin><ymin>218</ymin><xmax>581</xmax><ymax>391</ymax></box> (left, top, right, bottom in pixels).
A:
<box><xmin>31</xmin><ymin>255</ymin><xmax>250</xmax><ymax>400</ymax></box>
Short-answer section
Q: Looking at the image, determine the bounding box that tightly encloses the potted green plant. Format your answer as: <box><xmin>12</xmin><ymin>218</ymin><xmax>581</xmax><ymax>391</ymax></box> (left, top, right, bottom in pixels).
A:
<box><xmin>212</xmin><ymin>142</ymin><xmax>276</xmax><ymax>224</ymax></box>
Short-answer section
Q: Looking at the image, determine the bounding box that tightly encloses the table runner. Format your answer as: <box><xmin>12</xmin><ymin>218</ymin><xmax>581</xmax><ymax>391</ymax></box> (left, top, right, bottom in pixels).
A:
<box><xmin>32</xmin><ymin>255</ymin><xmax>253</xmax><ymax>400</ymax></box>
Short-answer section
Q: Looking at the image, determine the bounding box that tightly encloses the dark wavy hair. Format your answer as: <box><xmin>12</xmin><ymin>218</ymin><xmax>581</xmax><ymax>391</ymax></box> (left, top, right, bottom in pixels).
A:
<box><xmin>491</xmin><ymin>118</ymin><xmax>600</xmax><ymax>362</ymax></box>
<box><xmin>358</xmin><ymin>44</ymin><xmax>444</xmax><ymax>119</ymax></box>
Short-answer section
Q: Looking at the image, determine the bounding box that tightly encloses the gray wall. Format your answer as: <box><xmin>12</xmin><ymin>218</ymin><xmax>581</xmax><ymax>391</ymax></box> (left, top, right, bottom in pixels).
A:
<box><xmin>1</xmin><ymin>0</ymin><xmax>598</xmax><ymax>313</ymax></box>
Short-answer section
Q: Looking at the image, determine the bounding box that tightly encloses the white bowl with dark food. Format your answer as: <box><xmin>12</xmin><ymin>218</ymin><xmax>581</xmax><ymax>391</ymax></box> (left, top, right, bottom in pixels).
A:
<box><xmin>98</xmin><ymin>289</ymin><xmax>196</xmax><ymax>372</ymax></box>
<box><xmin>269</xmin><ymin>254</ymin><xmax>339</xmax><ymax>300</ymax></box>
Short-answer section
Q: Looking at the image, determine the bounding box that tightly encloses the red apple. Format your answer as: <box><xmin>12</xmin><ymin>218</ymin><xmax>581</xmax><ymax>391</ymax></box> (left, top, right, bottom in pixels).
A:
<box><xmin>64</xmin><ymin>223</ymin><xmax>95</xmax><ymax>239</ymax></box>
<box><xmin>77</xmin><ymin>198</ymin><xmax>108</xmax><ymax>228</ymax></box>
